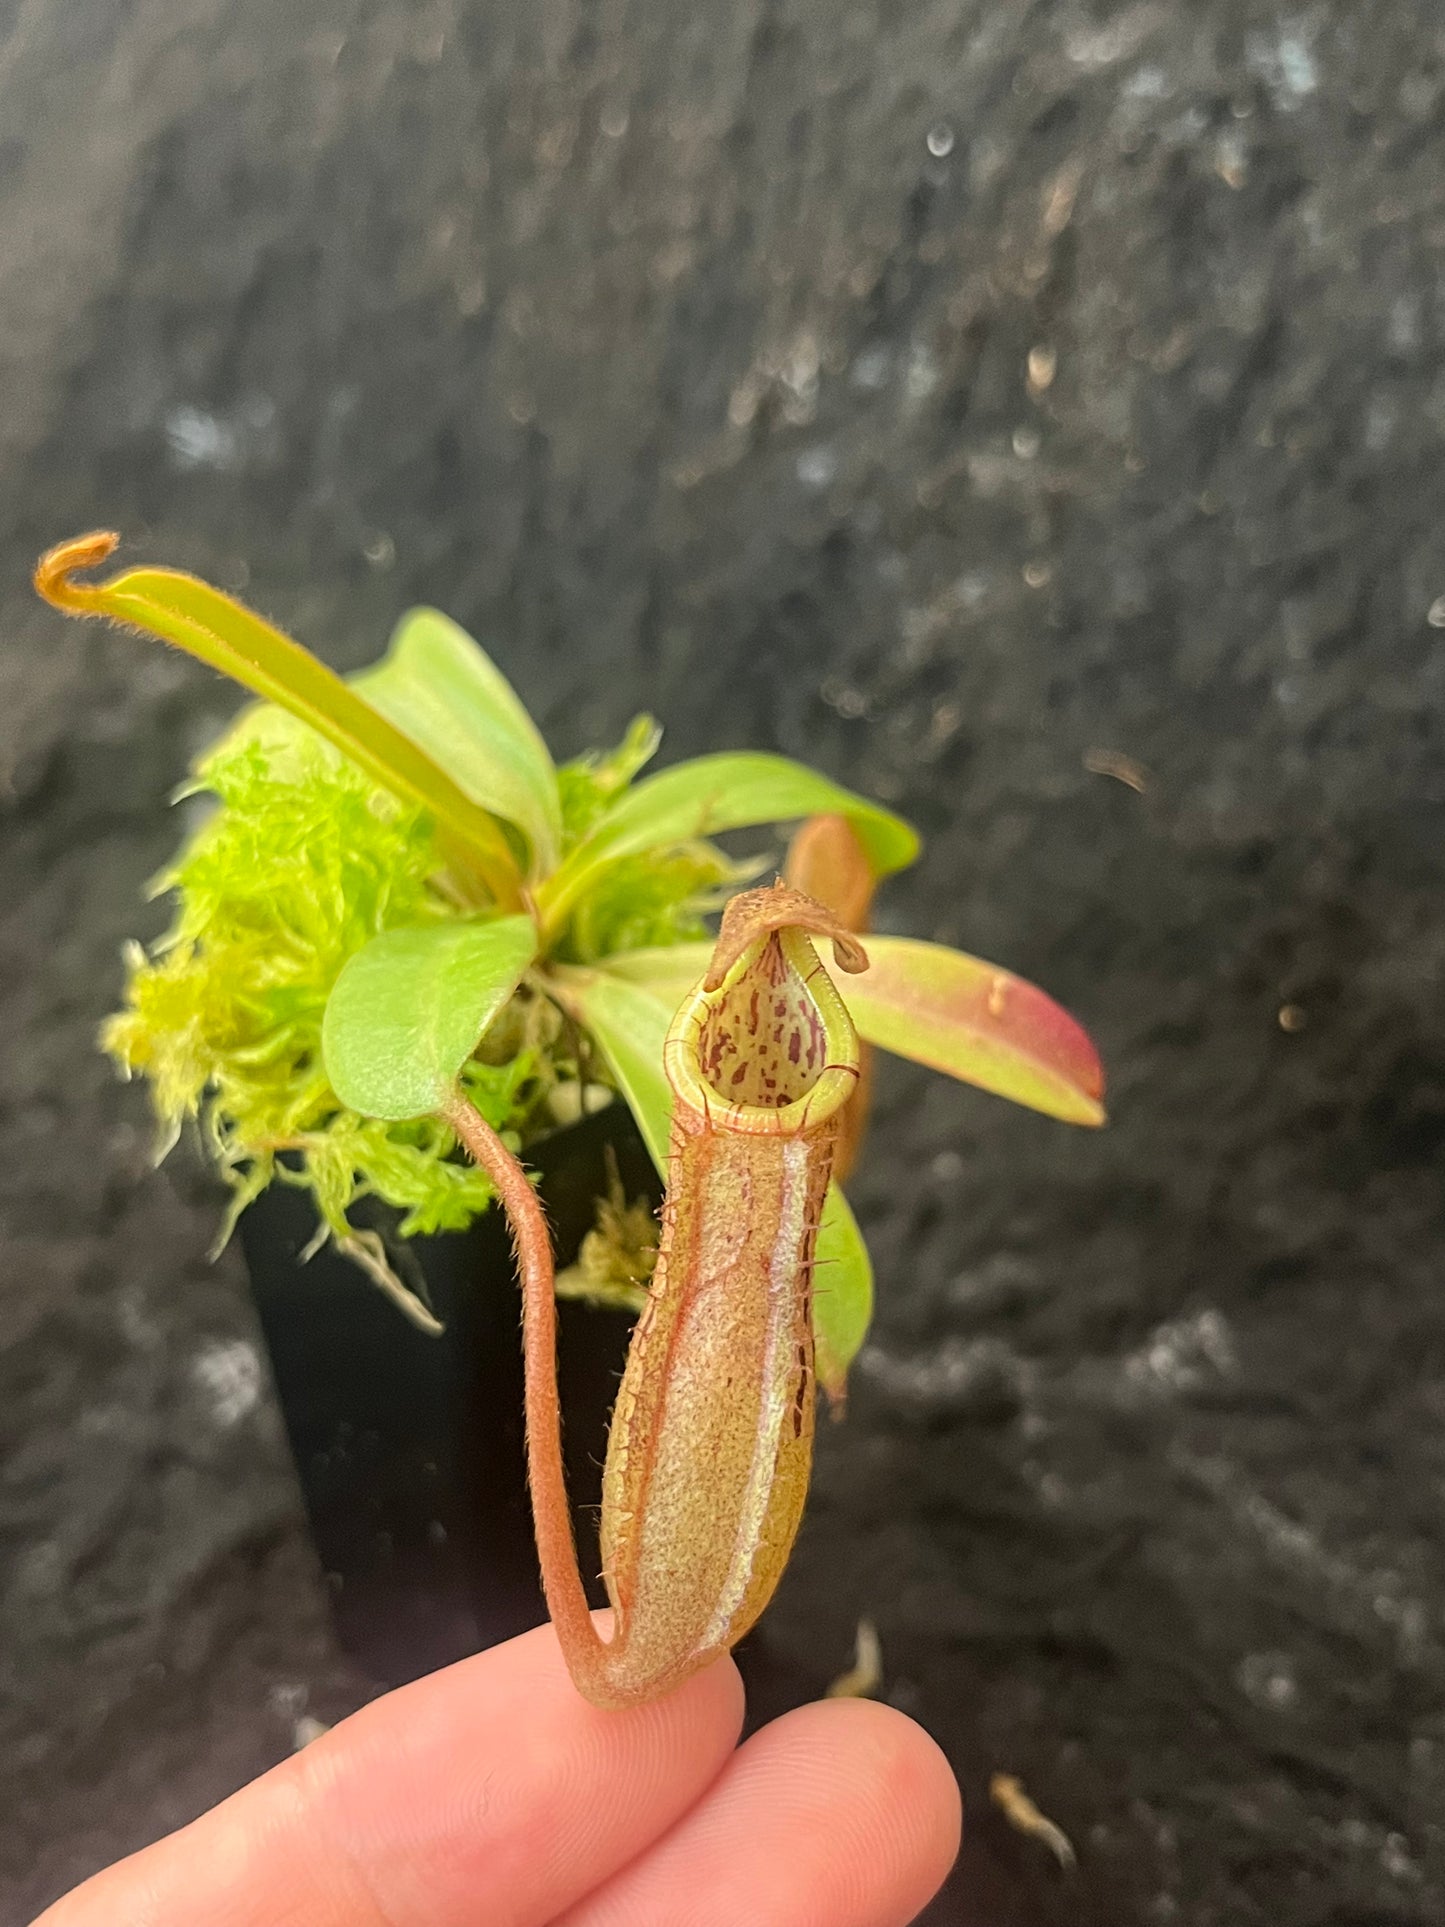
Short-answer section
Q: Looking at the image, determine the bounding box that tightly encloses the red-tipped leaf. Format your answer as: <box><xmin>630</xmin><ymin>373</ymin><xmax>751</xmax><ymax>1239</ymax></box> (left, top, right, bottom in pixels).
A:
<box><xmin>826</xmin><ymin>936</ymin><xmax>1105</xmax><ymax>1126</ymax></box>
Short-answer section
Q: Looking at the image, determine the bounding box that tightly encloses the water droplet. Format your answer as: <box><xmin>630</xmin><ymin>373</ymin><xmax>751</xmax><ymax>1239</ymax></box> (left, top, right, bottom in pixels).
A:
<box><xmin>850</xmin><ymin>344</ymin><xmax>891</xmax><ymax>390</ymax></box>
<box><xmin>1426</xmin><ymin>595</ymin><xmax>1445</xmax><ymax>629</ymax></box>
<box><xmin>796</xmin><ymin>445</ymin><xmax>837</xmax><ymax>489</ymax></box>
<box><xmin>164</xmin><ymin>405</ymin><xmax>240</xmax><ymax>473</ymax></box>
<box><xmin>1237</xmin><ymin>1650</ymin><xmax>1299</xmax><ymax>1710</ymax></box>
<box><xmin>925</xmin><ymin>122</ymin><xmax>955</xmax><ymax>159</ymax></box>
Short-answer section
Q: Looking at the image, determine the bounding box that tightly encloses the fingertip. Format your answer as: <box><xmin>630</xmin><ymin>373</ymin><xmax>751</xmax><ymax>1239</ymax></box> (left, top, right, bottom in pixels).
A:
<box><xmin>693</xmin><ymin>1644</ymin><xmax>748</xmax><ymax>1740</ymax></box>
<box><xmin>809</xmin><ymin>1696</ymin><xmax>963</xmax><ymax>1897</ymax></box>
<box><xmin>557</xmin><ymin>1688</ymin><xmax>962</xmax><ymax>1927</ymax></box>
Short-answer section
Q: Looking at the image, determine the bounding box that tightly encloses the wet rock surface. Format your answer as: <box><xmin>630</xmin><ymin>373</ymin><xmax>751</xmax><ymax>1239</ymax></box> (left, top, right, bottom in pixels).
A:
<box><xmin>3</xmin><ymin>2</ymin><xmax>1445</xmax><ymax>1921</ymax></box>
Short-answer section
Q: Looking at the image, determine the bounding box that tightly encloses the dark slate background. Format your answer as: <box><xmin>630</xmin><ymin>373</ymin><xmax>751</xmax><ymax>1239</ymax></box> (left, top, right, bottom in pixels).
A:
<box><xmin>4</xmin><ymin>2</ymin><xmax>1445</xmax><ymax>1922</ymax></box>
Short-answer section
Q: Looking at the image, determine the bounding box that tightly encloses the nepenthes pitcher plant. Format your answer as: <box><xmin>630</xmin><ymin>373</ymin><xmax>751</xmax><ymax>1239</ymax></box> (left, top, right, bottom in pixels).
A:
<box><xmin>36</xmin><ymin>533</ymin><xmax>1105</xmax><ymax>1712</ymax></box>
<box><xmin>448</xmin><ymin>883</ymin><xmax>868</xmax><ymax>1707</ymax></box>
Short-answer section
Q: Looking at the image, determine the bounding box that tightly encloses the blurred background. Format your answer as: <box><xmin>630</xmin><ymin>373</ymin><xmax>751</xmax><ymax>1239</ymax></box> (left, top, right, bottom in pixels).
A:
<box><xmin>4</xmin><ymin>2</ymin><xmax>1445</xmax><ymax>1922</ymax></box>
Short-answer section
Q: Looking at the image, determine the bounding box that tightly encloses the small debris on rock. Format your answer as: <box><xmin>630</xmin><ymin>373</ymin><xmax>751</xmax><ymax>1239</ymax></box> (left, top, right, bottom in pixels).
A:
<box><xmin>1026</xmin><ymin>344</ymin><xmax>1057</xmax><ymax>394</ymax></box>
<box><xmin>826</xmin><ymin>1617</ymin><xmax>883</xmax><ymax>1699</ymax></box>
<box><xmin>990</xmin><ymin>1773</ymin><xmax>1077</xmax><ymax>1870</ymax></box>
<box><xmin>1084</xmin><ymin>748</ymin><xmax>1149</xmax><ymax>793</ymax></box>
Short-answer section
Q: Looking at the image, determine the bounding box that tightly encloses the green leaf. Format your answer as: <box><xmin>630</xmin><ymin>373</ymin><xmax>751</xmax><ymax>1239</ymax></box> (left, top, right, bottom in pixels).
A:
<box><xmin>353</xmin><ymin>608</ymin><xmax>563</xmax><ymax>875</ymax></box>
<box><xmin>323</xmin><ymin>917</ymin><xmax>538</xmax><ymax>1120</ymax></box>
<box><xmin>557</xmin><ymin>714</ymin><xmax>663</xmax><ymax>845</ymax></box>
<box><xmin>812</xmin><ymin>1187</ymin><xmax>874</xmax><ymax>1406</ymax></box>
<box><xmin>827</xmin><ymin>935</ymin><xmax>1106</xmax><ymax>1126</ymax></box>
<box><xmin>547</xmin><ymin>966</ymin><xmax>675</xmax><ymax>1167</ymax></box>
<box><xmin>36</xmin><ymin>537</ymin><xmax>525</xmax><ymax>907</ymax></box>
<box><xmin>549</xmin><ymin>964</ymin><xmax>873</xmax><ymax>1378</ymax></box>
<box><xmin>537</xmin><ymin>753</ymin><xmax>918</xmax><ymax>936</ymax></box>
<box><xmin>601</xmin><ymin>942</ymin><xmax>711</xmax><ymax>1006</ymax></box>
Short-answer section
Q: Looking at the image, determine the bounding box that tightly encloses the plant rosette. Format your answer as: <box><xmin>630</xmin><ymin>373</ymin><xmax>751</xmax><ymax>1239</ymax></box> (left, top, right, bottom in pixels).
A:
<box><xmin>36</xmin><ymin>532</ymin><xmax>1106</xmax><ymax>1704</ymax></box>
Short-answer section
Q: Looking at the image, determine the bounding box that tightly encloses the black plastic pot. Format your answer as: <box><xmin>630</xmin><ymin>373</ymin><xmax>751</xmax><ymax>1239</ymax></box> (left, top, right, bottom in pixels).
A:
<box><xmin>240</xmin><ymin>1102</ymin><xmax>655</xmax><ymax>1688</ymax></box>
<box><xmin>241</xmin><ymin>1102</ymin><xmax>833</xmax><ymax>1718</ymax></box>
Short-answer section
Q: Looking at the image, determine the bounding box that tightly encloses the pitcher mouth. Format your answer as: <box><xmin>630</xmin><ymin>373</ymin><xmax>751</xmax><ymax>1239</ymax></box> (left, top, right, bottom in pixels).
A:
<box><xmin>665</xmin><ymin>924</ymin><xmax>861</xmax><ymax>1135</ymax></box>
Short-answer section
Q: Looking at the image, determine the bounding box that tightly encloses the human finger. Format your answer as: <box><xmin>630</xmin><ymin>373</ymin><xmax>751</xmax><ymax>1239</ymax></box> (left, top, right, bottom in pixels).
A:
<box><xmin>34</xmin><ymin>1618</ymin><xmax>744</xmax><ymax>1927</ymax></box>
<box><xmin>555</xmin><ymin>1695</ymin><xmax>961</xmax><ymax>1927</ymax></box>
